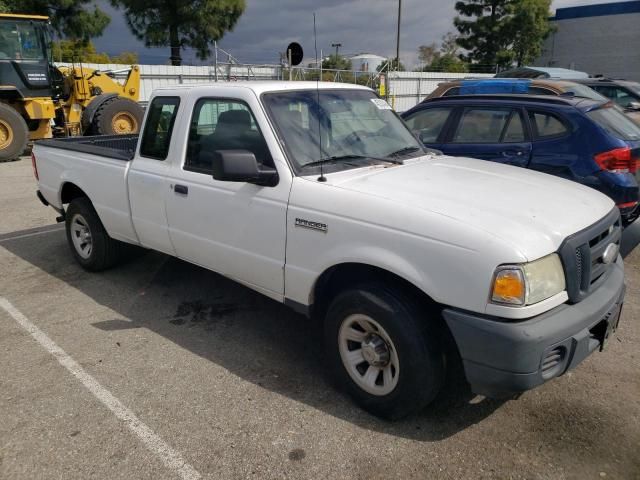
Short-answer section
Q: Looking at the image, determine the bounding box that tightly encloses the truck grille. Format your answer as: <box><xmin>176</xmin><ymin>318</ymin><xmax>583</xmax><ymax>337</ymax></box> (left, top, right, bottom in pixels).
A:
<box><xmin>558</xmin><ymin>209</ymin><xmax>621</xmax><ymax>303</ymax></box>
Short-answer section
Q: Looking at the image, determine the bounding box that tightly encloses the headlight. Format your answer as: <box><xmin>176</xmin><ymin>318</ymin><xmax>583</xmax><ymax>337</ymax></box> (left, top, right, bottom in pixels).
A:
<box><xmin>491</xmin><ymin>254</ymin><xmax>566</xmax><ymax>306</ymax></box>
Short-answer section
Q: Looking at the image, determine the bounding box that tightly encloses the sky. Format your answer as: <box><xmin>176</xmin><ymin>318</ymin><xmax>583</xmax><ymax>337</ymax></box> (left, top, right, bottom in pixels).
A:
<box><xmin>92</xmin><ymin>0</ymin><xmax>625</xmax><ymax>67</ymax></box>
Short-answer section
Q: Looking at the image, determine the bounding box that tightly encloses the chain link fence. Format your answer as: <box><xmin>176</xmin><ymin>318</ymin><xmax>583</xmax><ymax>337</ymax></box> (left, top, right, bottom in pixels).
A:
<box><xmin>63</xmin><ymin>61</ymin><xmax>496</xmax><ymax>111</ymax></box>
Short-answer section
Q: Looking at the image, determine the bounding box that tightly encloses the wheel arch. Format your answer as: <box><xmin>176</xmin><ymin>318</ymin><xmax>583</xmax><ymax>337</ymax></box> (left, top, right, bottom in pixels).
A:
<box><xmin>0</xmin><ymin>87</ymin><xmax>23</xmax><ymax>102</ymax></box>
<box><xmin>311</xmin><ymin>262</ymin><xmax>441</xmax><ymax>320</ymax></box>
<box><xmin>60</xmin><ymin>181</ymin><xmax>89</xmax><ymax>205</ymax></box>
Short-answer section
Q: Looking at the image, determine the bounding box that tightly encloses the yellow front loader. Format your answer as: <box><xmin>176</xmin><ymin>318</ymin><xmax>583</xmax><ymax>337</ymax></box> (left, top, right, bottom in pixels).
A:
<box><xmin>0</xmin><ymin>14</ymin><xmax>143</xmax><ymax>161</ymax></box>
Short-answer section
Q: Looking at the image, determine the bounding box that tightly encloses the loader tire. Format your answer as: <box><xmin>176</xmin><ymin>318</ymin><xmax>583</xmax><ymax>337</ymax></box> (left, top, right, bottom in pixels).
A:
<box><xmin>0</xmin><ymin>103</ymin><xmax>29</xmax><ymax>162</ymax></box>
<box><xmin>91</xmin><ymin>97</ymin><xmax>144</xmax><ymax>135</ymax></box>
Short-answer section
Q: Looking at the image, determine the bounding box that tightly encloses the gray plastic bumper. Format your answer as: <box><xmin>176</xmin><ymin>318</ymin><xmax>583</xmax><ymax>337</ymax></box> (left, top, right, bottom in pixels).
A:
<box><xmin>442</xmin><ymin>258</ymin><xmax>626</xmax><ymax>397</ymax></box>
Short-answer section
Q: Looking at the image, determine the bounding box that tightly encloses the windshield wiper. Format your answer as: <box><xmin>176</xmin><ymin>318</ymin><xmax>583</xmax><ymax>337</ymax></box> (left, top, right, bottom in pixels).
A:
<box><xmin>302</xmin><ymin>154</ymin><xmax>403</xmax><ymax>169</ymax></box>
<box><xmin>387</xmin><ymin>146</ymin><xmax>422</xmax><ymax>158</ymax></box>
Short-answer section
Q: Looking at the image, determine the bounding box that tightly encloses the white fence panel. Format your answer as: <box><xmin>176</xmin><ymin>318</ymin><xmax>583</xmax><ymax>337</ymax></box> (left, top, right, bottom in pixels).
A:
<box><xmin>56</xmin><ymin>62</ymin><xmax>281</xmax><ymax>102</ymax></box>
<box><xmin>388</xmin><ymin>71</ymin><xmax>494</xmax><ymax>112</ymax></box>
<box><xmin>57</xmin><ymin>63</ymin><xmax>495</xmax><ymax>111</ymax></box>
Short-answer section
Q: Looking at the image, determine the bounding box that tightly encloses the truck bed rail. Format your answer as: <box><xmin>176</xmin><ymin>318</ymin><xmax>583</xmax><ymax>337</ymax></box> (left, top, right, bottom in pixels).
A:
<box><xmin>38</xmin><ymin>135</ymin><xmax>138</xmax><ymax>161</ymax></box>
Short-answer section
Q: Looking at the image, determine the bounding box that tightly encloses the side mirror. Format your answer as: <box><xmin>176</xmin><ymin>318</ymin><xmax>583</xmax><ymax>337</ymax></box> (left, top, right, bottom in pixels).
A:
<box><xmin>628</xmin><ymin>102</ymin><xmax>640</xmax><ymax>111</ymax></box>
<box><xmin>212</xmin><ymin>150</ymin><xmax>278</xmax><ymax>187</ymax></box>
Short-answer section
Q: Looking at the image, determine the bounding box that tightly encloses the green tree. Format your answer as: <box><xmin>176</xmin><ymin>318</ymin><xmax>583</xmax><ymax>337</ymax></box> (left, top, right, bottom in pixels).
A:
<box><xmin>418</xmin><ymin>32</ymin><xmax>468</xmax><ymax>72</ymax></box>
<box><xmin>510</xmin><ymin>0</ymin><xmax>554</xmax><ymax>66</ymax></box>
<box><xmin>6</xmin><ymin>0</ymin><xmax>110</xmax><ymax>41</ymax></box>
<box><xmin>440</xmin><ymin>31</ymin><xmax>461</xmax><ymax>57</ymax></box>
<box><xmin>417</xmin><ymin>43</ymin><xmax>438</xmax><ymax>66</ymax></box>
<box><xmin>321</xmin><ymin>54</ymin><xmax>352</xmax><ymax>70</ymax></box>
<box><xmin>52</xmin><ymin>40</ymin><xmax>138</xmax><ymax>64</ymax></box>
<box><xmin>454</xmin><ymin>0</ymin><xmax>513</xmax><ymax>67</ymax></box>
<box><xmin>111</xmin><ymin>0</ymin><xmax>245</xmax><ymax>66</ymax></box>
<box><xmin>429</xmin><ymin>54</ymin><xmax>468</xmax><ymax>73</ymax></box>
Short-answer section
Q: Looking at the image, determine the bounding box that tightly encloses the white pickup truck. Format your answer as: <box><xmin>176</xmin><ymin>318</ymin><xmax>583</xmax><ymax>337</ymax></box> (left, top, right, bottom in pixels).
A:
<box><xmin>33</xmin><ymin>82</ymin><xmax>626</xmax><ymax>419</ymax></box>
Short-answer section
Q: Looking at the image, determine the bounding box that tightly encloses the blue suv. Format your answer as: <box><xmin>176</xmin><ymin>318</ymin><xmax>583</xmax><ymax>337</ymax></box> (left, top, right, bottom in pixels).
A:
<box><xmin>401</xmin><ymin>94</ymin><xmax>640</xmax><ymax>224</ymax></box>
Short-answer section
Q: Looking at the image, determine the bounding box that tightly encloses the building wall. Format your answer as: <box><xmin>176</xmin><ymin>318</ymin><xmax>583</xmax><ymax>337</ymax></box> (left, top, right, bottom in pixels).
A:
<box><xmin>537</xmin><ymin>2</ymin><xmax>640</xmax><ymax>81</ymax></box>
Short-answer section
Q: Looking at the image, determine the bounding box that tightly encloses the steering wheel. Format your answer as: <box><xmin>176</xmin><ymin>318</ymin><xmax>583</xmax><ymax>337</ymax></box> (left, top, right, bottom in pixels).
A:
<box><xmin>344</xmin><ymin>130</ymin><xmax>375</xmax><ymax>146</ymax></box>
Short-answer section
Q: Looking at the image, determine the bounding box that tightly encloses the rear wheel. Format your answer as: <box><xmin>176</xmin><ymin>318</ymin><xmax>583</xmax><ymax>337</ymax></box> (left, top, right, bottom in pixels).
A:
<box><xmin>324</xmin><ymin>283</ymin><xmax>445</xmax><ymax>419</ymax></box>
<box><xmin>90</xmin><ymin>97</ymin><xmax>144</xmax><ymax>135</ymax></box>
<box><xmin>0</xmin><ymin>103</ymin><xmax>28</xmax><ymax>162</ymax></box>
<box><xmin>65</xmin><ymin>197</ymin><xmax>122</xmax><ymax>271</ymax></box>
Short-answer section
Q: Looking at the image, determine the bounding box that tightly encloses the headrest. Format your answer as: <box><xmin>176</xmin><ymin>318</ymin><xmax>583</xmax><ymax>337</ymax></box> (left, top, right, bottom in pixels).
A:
<box><xmin>217</xmin><ymin>109</ymin><xmax>251</xmax><ymax>128</ymax></box>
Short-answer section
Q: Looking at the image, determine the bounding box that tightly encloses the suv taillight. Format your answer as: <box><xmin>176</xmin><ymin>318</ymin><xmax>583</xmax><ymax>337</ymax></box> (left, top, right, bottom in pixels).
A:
<box><xmin>31</xmin><ymin>152</ymin><xmax>39</xmax><ymax>181</ymax></box>
<box><xmin>594</xmin><ymin>147</ymin><xmax>637</xmax><ymax>173</ymax></box>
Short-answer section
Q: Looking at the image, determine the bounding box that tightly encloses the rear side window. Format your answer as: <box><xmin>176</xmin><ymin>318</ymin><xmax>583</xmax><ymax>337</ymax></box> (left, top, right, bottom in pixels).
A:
<box><xmin>403</xmin><ymin>107</ymin><xmax>452</xmax><ymax>143</ymax></box>
<box><xmin>588</xmin><ymin>106</ymin><xmax>640</xmax><ymax>141</ymax></box>
<box><xmin>452</xmin><ymin>108</ymin><xmax>524</xmax><ymax>143</ymax></box>
<box><xmin>528</xmin><ymin>111</ymin><xmax>568</xmax><ymax>139</ymax></box>
<box><xmin>442</xmin><ymin>87</ymin><xmax>460</xmax><ymax>97</ymax></box>
<box><xmin>140</xmin><ymin>96</ymin><xmax>180</xmax><ymax>160</ymax></box>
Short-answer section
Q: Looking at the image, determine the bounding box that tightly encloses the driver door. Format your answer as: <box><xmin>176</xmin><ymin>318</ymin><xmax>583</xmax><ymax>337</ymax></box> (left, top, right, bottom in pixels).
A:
<box><xmin>164</xmin><ymin>96</ymin><xmax>290</xmax><ymax>299</ymax></box>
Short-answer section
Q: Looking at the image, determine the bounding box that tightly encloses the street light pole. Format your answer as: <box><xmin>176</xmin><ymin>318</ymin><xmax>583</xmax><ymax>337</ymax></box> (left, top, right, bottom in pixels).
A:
<box><xmin>395</xmin><ymin>0</ymin><xmax>402</xmax><ymax>71</ymax></box>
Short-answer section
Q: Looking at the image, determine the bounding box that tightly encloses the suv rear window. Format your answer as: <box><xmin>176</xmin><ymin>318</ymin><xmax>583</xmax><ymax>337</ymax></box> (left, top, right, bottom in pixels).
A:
<box><xmin>588</xmin><ymin>106</ymin><xmax>640</xmax><ymax>141</ymax></box>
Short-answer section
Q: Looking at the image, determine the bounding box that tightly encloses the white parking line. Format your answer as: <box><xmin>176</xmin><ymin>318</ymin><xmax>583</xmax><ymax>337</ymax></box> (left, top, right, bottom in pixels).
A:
<box><xmin>0</xmin><ymin>297</ymin><xmax>202</xmax><ymax>480</ymax></box>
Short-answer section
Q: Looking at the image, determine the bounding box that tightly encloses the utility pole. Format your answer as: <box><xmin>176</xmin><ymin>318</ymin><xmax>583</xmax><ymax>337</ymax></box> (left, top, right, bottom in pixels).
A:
<box><xmin>331</xmin><ymin>42</ymin><xmax>342</xmax><ymax>60</ymax></box>
<box><xmin>395</xmin><ymin>0</ymin><xmax>402</xmax><ymax>71</ymax></box>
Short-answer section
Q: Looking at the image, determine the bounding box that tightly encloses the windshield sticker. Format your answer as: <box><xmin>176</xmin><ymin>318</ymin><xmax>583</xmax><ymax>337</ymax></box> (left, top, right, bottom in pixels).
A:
<box><xmin>370</xmin><ymin>98</ymin><xmax>392</xmax><ymax>110</ymax></box>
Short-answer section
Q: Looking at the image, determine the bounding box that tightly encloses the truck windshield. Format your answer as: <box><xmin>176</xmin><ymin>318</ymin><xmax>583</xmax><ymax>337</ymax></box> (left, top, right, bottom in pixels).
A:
<box><xmin>0</xmin><ymin>20</ymin><xmax>46</xmax><ymax>61</ymax></box>
<box><xmin>262</xmin><ymin>89</ymin><xmax>425</xmax><ymax>173</ymax></box>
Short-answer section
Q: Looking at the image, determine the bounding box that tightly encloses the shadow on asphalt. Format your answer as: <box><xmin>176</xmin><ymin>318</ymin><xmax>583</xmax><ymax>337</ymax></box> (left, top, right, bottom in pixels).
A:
<box><xmin>4</xmin><ymin>223</ymin><xmax>638</xmax><ymax>440</ymax></box>
<box><xmin>0</xmin><ymin>227</ymin><xmax>513</xmax><ymax>441</ymax></box>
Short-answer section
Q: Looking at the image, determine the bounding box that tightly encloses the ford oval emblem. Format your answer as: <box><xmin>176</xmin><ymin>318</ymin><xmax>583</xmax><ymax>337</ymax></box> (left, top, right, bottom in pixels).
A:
<box><xmin>602</xmin><ymin>243</ymin><xmax>619</xmax><ymax>265</ymax></box>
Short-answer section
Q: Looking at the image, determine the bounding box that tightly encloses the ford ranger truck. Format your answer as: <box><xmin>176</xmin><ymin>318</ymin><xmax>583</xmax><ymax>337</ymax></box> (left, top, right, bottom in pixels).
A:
<box><xmin>32</xmin><ymin>82</ymin><xmax>626</xmax><ymax>419</ymax></box>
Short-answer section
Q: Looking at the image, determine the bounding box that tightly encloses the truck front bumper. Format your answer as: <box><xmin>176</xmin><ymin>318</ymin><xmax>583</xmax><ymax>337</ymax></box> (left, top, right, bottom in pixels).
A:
<box><xmin>442</xmin><ymin>258</ymin><xmax>625</xmax><ymax>398</ymax></box>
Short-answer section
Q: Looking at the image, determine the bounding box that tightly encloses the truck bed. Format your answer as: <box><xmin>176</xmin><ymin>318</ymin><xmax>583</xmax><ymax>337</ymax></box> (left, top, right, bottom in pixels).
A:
<box><xmin>37</xmin><ymin>134</ymin><xmax>138</xmax><ymax>161</ymax></box>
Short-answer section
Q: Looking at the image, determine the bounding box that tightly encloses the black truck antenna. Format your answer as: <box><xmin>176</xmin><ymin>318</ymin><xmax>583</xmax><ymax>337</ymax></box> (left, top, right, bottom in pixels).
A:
<box><xmin>314</xmin><ymin>13</ymin><xmax>327</xmax><ymax>182</ymax></box>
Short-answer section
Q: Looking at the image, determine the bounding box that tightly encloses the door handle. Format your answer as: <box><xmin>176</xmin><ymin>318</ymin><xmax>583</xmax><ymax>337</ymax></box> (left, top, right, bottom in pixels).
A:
<box><xmin>173</xmin><ymin>184</ymin><xmax>188</xmax><ymax>195</ymax></box>
<box><xmin>502</xmin><ymin>149</ymin><xmax>525</xmax><ymax>157</ymax></box>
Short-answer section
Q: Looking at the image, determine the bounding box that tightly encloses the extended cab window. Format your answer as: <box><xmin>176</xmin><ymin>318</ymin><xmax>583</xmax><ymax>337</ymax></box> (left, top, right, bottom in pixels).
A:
<box><xmin>528</xmin><ymin>111</ymin><xmax>569</xmax><ymax>139</ymax></box>
<box><xmin>184</xmin><ymin>99</ymin><xmax>272</xmax><ymax>174</ymax></box>
<box><xmin>453</xmin><ymin>108</ymin><xmax>524</xmax><ymax>143</ymax></box>
<box><xmin>140</xmin><ymin>96</ymin><xmax>180</xmax><ymax>160</ymax></box>
<box><xmin>403</xmin><ymin>107</ymin><xmax>452</xmax><ymax>143</ymax></box>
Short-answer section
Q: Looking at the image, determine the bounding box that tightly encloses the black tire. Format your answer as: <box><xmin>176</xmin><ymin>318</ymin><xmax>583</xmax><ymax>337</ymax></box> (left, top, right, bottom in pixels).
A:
<box><xmin>90</xmin><ymin>97</ymin><xmax>144</xmax><ymax>135</ymax></box>
<box><xmin>65</xmin><ymin>197</ymin><xmax>122</xmax><ymax>271</ymax></box>
<box><xmin>0</xmin><ymin>103</ymin><xmax>29</xmax><ymax>162</ymax></box>
<box><xmin>324</xmin><ymin>283</ymin><xmax>445</xmax><ymax>419</ymax></box>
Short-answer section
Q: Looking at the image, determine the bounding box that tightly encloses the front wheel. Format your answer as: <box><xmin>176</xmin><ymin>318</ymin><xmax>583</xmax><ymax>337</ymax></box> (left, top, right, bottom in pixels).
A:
<box><xmin>324</xmin><ymin>283</ymin><xmax>445</xmax><ymax>419</ymax></box>
<box><xmin>65</xmin><ymin>197</ymin><xmax>122</xmax><ymax>271</ymax></box>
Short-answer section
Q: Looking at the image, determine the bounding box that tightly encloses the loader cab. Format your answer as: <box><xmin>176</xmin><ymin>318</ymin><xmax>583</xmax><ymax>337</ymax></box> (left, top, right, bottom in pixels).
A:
<box><xmin>0</xmin><ymin>14</ymin><xmax>55</xmax><ymax>99</ymax></box>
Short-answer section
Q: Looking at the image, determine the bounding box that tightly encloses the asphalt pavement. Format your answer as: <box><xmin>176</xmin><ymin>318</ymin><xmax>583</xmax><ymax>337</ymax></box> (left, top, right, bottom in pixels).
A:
<box><xmin>1</xmin><ymin>157</ymin><xmax>639</xmax><ymax>479</ymax></box>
